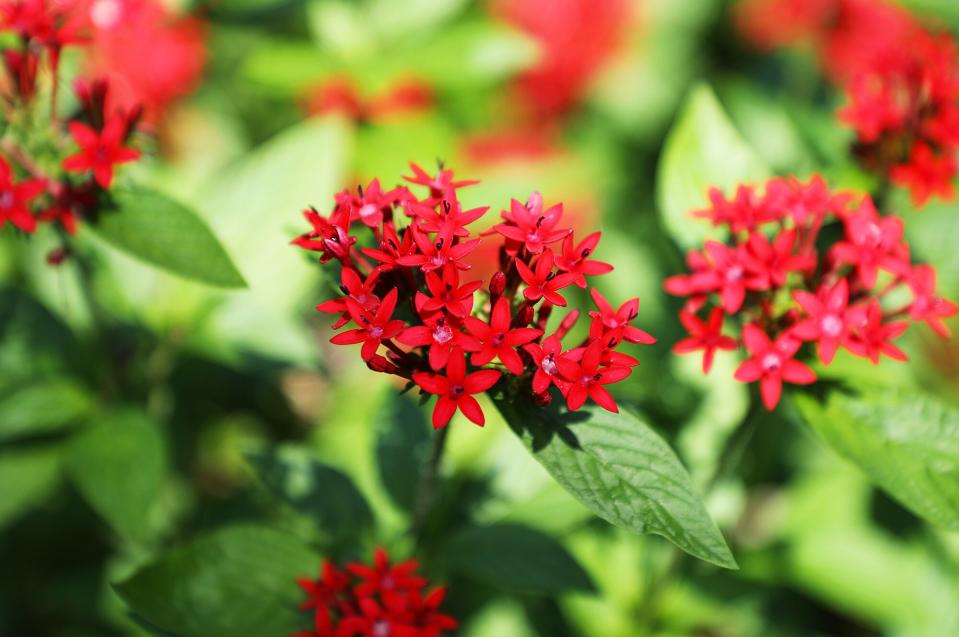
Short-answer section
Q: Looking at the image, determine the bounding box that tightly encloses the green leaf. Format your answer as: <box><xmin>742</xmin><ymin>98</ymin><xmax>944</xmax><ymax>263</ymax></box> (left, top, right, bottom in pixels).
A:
<box><xmin>794</xmin><ymin>391</ymin><xmax>959</xmax><ymax>530</ymax></box>
<box><xmin>247</xmin><ymin>446</ymin><xmax>374</xmax><ymax>539</ymax></box>
<box><xmin>493</xmin><ymin>392</ymin><xmax>736</xmax><ymax>569</ymax></box>
<box><xmin>375</xmin><ymin>393</ymin><xmax>432</xmax><ymax>512</ymax></box>
<box><xmin>657</xmin><ymin>83</ymin><xmax>770</xmax><ymax>249</ymax></box>
<box><xmin>115</xmin><ymin>525</ymin><xmax>319</xmax><ymax>637</ymax></box>
<box><xmin>0</xmin><ymin>445</ymin><xmax>62</xmax><ymax>530</ymax></box>
<box><xmin>444</xmin><ymin>523</ymin><xmax>595</xmax><ymax>595</ymax></box>
<box><xmin>0</xmin><ymin>377</ymin><xmax>93</xmax><ymax>442</ymax></box>
<box><xmin>68</xmin><ymin>409</ymin><xmax>167</xmax><ymax>541</ymax></box>
<box><xmin>90</xmin><ymin>187</ymin><xmax>246</xmax><ymax>288</ymax></box>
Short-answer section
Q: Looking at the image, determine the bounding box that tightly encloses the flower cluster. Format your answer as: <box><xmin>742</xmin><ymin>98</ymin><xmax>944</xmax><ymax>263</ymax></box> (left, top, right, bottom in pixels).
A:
<box><xmin>665</xmin><ymin>175</ymin><xmax>956</xmax><ymax>410</ymax></box>
<box><xmin>734</xmin><ymin>0</ymin><xmax>959</xmax><ymax>207</ymax></box>
<box><xmin>294</xmin><ymin>163</ymin><xmax>654</xmax><ymax>428</ymax></box>
<box><xmin>294</xmin><ymin>548</ymin><xmax>456</xmax><ymax>637</ymax></box>
<box><xmin>1</xmin><ymin>1</ymin><xmax>142</xmax><ymax>241</ymax></box>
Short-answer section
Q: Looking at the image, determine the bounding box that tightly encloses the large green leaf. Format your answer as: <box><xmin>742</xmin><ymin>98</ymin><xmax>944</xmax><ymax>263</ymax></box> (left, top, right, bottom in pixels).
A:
<box><xmin>247</xmin><ymin>446</ymin><xmax>374</xmax><ymax>540</ymax></box>
<box><xmin>794</xmin><ymin>391</ymin><xmax>959</xmax><ymax>530</ymax></box>
<box><xmin>115</xmin><ymin>525</ymin><xmax>319</xmax><ymax>637</ymax></box>
<box><xmin>444</xmin><ymin>523</ymin><xmax>595</xmax><ymax>595</ymax></box>
<box><xmin>0</xmin><ymin>377</ymin><xmax>92</xmax><ymax>442</ymax></box>
<box><xmin>90</xmin><ymin>187</ymin><xmax>246</xmax><ymax>288</ymax></box>
<box><xmin>493</xmin><ymin>392</ymin><xmax>736</xmax><ymax>569</ymax></box>
<box><xmin>0</xmin><ymin>445</ymin><xmax>62</xmax><ymax>530</ymax></box>
<box><xmin>68</xmin><ymin>409</ymin><xmax>167</xmax><ymax>541</ymax></box>
<box><xmin>657</xmin><ymin>83</ymin><xmax>770</xmax><ymax>249</ymax></box>
<box><xmin>375</xmin><ymin>393</ymin><xmax>432</xmax><ymax>512</ymax></box>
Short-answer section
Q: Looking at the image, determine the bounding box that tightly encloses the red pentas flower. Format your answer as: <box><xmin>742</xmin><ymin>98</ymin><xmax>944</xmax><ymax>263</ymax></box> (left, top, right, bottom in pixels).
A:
<box><xmin>63</xmin><ymin>115</ymin><xmax>141</xmax><ymax>188</ymax></box>
<box><xmin>666</xmin><ymin>175</ymin><xmax>955</xmax><ymax>410</ymax></box>
<box><xmin>295</xmin><ymin>163</ymin><xmax>653</xmax><ymax>427</ymax></box>
<box><xmin>0</xmin><ymin>155</ymin><xmax>45</xmax><ymax>233</ymax></box>
<box><xmin>294</xmin><ymin>547</ymin><xmax>456</xmax><ymax>637</ymax></box>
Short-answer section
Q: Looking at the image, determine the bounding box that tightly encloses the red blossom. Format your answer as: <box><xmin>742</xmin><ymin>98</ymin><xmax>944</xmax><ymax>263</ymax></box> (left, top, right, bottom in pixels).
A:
<box><xmin>555</xmin><ymin>231</ymin><xmax>613</xmax><ymax>287</ymax></box>
<box><xmin>845</xmin><ymin>299</ymin><xmax>909</xmax><ymax>364</ymax></box>
<box><xmin>791</xmin><ymin>279</ymin><xmax>856</xmax><ymax>364</ymax></box>
<box><xmin>906</xmin><ymin>265</ymin><xmax>957</xmax><ymax>339</ymax></box>
<box><xmin>493</xmin><ymin>193</ymin><xmax>571</xmax><ymax>255</ymax></box>
<box><xmin>463</xmin><ymin>297</ymin><xmax>542</xmax><ymax>375</ymax></box>
<box><xmin>0</xmin><ymin>155</ymin><xmax>45</xmax><ymax>233</ymax></box>
<box><xmin>330</xmin><ymin>288</ymin><xmax>405</xmax><ymax>361</ymax></box>
<box><xmin>62</xmin><ymin>116</ymin><xmax>141</xmax><ymax>188</ymax></box>
<box><xmin>412</xmin><ymin>347</ymin><xmax>501</xmax><ymax>428</ymax></box>
<box><xmin>829</xmin><ymin>199</ymin><xmax>907</xmax><ymax>288</ymax></box>
<box><xmin>561</xmin><ymin>342</ymin><xmax>631</xmax><ymax>413</ymax></box>
<box><xmin>673</xmin><ymin>308</ymin><xmax>738</xmax><ymax>373</ymax></box>
<box><xmin>516</xmin><ymin>249</ymin><xmax>577</xmax><ymax>306</ymax></box>
<box><xmin>734</xmin><ymin>324</ymin><xmax>816</xmax><ymax>410</ymax></box>
<box><xmin>588</xmin><ymin>289</ymin><xmax>656</xmax><ymax>346</ymax></box>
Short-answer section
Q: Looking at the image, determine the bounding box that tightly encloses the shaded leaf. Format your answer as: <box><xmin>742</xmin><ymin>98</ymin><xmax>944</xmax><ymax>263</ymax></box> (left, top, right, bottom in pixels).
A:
<box><xmin>444</xmin><ymin>523</ymin><xmax>595</xmax><ymax>595</ymax></box>
<box><xmin>0</xmin><ymin>377</ymin><xmax>92</xmax><ymax>442</ymax></box>
<box><xmin>115</xmin><ymin>525</ymin><xmax>319</xmax><ymax>637</ymax></box>
<box><xmin>794</xmin><ymin>391</ymin><xmax>959</xmax><ymax>530</ymax></box>
<box><xmin>247</xmin><ymin>446</ymin><xmax>373</xmax><ymax>539</ymax></box>
<box><xmin>68</xmin><ymin>409</ymin><xmax>166</xmax><ymax>541</ymax></box>
<box><xmin>375</xmin><ymin>393</ymin><xmax>432</xmax><ymax>512</ymax></box>
<box><xmin>657</xmin><ymin>83</ymin><xmax>770</xmax><ymax>249</ymax></box>
<box><xmin>0</xmin><ymin>445</ymin><xmax>61</xmax><ymax>530</ymax></box>
<box><xmin>90</xmin><ymin>187</ymin><xmax>246</xmax><ymax>288</ymax></box>
<box><xmin>493</xmin><ymin>392</ymin><xmax>736</xmax><ymax>569</ymax></box>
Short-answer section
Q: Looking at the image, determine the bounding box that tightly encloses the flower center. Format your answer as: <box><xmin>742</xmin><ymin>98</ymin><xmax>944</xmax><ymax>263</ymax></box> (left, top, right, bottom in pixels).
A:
<box><xmin>821</xmin><ymin>314</ymin><xmax>842</xmax><ymax>337</ymax></box>
<box><xmin>450</xmin><ymin>384</ymin><xmax>465</xmax><ymax>397</ymax></box>
<box><xmin>761</xmin><ymin>353</ymin><xmax>782</xmax><ymax>372</ymax></box>
<box><xmin>491</xmin><ymin>332</ymin><xmax>505</xmax><ymax>347</ymax></box>
<box><xmin>433</xmin><ymin>323</ymin><xmax>453</xmax><ymax>344</ymax></box>
<box><xmin>526</xmin><ymin>230</ymin><xmax>541</xmax><ymax>244</ymax></box>
<box><xmin>373</xmin><ymin>621</ymin><xmax>391</xmax><ymax>637</ymax></box>
<box><xmin>541</xmin><ymin>354</ymin><xmax>558</xmax><ymax>376</ymax></box>
<box><xmin>369</xmin><ymin>326</ymin><xmax>384</xmax><ymax>339</ymax></box>
<box><xmin>725</xmin><ymin>265</ymin><xmax>743</xmax><ymax>282</ymax></box>
<box><xmin>0</xmin><ymin>191</ymin><xmax>12</xmax><ymax>209</ymax></box>
<box><xmin>430</xmin><ymin>255</ymin><xmax>446</xmax><ymax>268</ymax></box>
<box><xmin>95</xmin><ymin>146</ymin><xmax>110</xmax><ymax>163</ymax></box>
<box><xmin>359</xmin><ymin>203</ymin><xmax>379</xmax><ymax>220</ymax></box>
<box><xmin>580</xmin><ymin>374</ymin><xmax>593</xmax><ymax>386</ymax></box>
<box><xmin>90</xmin><ymin>0</ymin><xmax>122</xmax><ymax>29</ymax></box>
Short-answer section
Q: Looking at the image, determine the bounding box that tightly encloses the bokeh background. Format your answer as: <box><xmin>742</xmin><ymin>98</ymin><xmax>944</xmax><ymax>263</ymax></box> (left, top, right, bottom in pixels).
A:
<box><xmin>2</xmin><ymin>0</ymin><xmax>959</xmax><ymax>635</ymax></box>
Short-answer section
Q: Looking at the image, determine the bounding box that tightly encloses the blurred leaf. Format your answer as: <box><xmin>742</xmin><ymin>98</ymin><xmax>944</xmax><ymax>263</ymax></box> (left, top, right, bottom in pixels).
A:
<box><xmin>247</xmin><ymin>446</ymin><xmax>374</xmax><ymax>539</ymax></box>
<box><xmin>0</xmin><ymin>377</ymin><xmax>92</xmax><ymax>442</ymax></box>
<box><xmin>90</xmin><ymin>187</ymin><xmax>246</xmax><ymax>288</ymax></box>
<box><xmin>794</xmin><ymin>391</ymin><xmax>959</xmax><ymax>530</ymax></box>
<box><xmin>445</xmin><ymin>523</ymin><xmax>594</xmax><ymax>595</ymax></box>
<box><xmin>375</xmin><ymin>393</ymin><xmax>431</xmax><ymax>512</ymax></box>
<box><xmin>243</xmin><ymin>41</ymin><xmax>333</xmax><ymax>95</ymax></box>
<box><xmin>115</xmin><ymin>525</ymin><xmax>319</xmax><ymax>637</ymax></box>
<box><xmin>68</xmin><ymin>409</ymin><xmax>167</xmax><ymax>541</ymax></box>
<box><xmin>657</xmin><ymin>83</ymin><xmax>770</xmax><ymax>249</ymax></box>
<box><xmin>0</xmin><ymin>445</ymin><xmax>61</xmax><ymax>530</ymax></box>
<box><xmin>493</xmin><ymin>392</ymin><xmax>737</xmax><ymax>569</ymax></box>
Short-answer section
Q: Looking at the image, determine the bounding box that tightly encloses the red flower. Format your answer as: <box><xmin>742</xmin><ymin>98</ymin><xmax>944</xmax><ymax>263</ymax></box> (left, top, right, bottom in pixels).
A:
<box><xmin>695</xmin><ymin>184</ymin><xmax>778</xmax><ymax>232</ymax></box>
<box><xmin>403</xmin><ymin>162</ymin><xmax>477</xmax><ymax>200</ymax></box>
<box><xmin>316</xmin><ymin>268</ymin><xmax>382</xmax><ymax>329</ymax></box>
<box><xmin>524</xmin><ymin>334</ymin><xmax>578</xmax><ymax>394</ymax></box>
<box><xmin>791</xmin><ymin>279</ymin><xmax>856</xmax><ymax>364</ymax></box>
<box><xmin>412</xmin><ymin>348</ymin><xmax>501</xmax><ymax>428</ymax></box>
<box><xmin>587</xmin><ymin>289</ymin><xmax>656</xmax><ymax>346</ymax></box>
<box><xmin>830</xmin><ymin>199</ymin><xmax>907</xmax><ymax>288</ymax></box>
<box><xmin>673</xmin><ymin>308</ymin><xmax>737</xmax><ymax>373</ymax></box>
<box><xmin>347</xmin><ymin>547</ymin><xmax>427</xmax><ymax>599</ymax></box>
<box><xmin>0</xmin><ymin>156</ymin><xmax>45</xmax><ymax>233</ymax></box>
<box><xmin>560</xmin><ymin>342</ymin><xmax>631</xmax><ymax>413</ymax></box>
<box><xmin>463</xmin><ymin>297</ymin><xmax>542</xmax><ymax>375</ymax></box>
<box><xmin>62</xmin><ymin>116</ymin><xmax>141</xmax><ymax>188</ymax></box>
<box><xmin>493</xmin><ymin>193</ymin><xmax>571</xmax><ymax>254</ymax></box>
<box><xmin>330</xmin><ymin>289</ymin><xmax>405</xmax><ymax>361</ymax></box>
<box><xmin>845</xmin><ymin>299</ymin><xmax>909</xmax><ymax>364</ymax></box>
<box><xmin>336</xmin><ymin>597</ymin><xmax>419</xmax><ymax>637</ymax></box>
<box><xmin>362</xmin><ymin>222</ymin><xmax>415</xmax><ymax>271</ymax></box>
<box><xmin>293</xmin><ymin>208</ymin><xmax>356</xmax><ymax>265</ymax></box>
<box><xmin>516</xmin><ymin>249</ymin><xmax>577</xmax><ymax>306</ymax></box>
<box><xmin>734</xmin><ymin>324</ymin><xmax>816</xmax><ymax>410</ymax></box>
<box><xmin>907</xmin><ymin>265</ymin><xmax>957</xmax><ymax>338</ymax></box>
<box><xmin>555</xmin><ymin>231</ymin><xmax>613</xmax><ymax>287</ymax></box>
<box><xmin>396</xmin><ymin>223</ymin><xmax>480</xmax><ymax>272</ymax></box>
<box><xmin>889</xmin><ymin>144</ymin><xmax>957</xmax><ymax>208</ymax></box>
<box><xmin>743</xmin><ymin>229</ymin><xmax>815</xmax><ymax>289</ymax></box>
<box><xmin>399</xmin><ymin>313</ymin><xmax>477</xmax><ymax>371</ymax></box>
<box><xmin>665</xmin><ymin>241</ymin><xmax>766</xmax><ymax>314</ymax></box>
<box><xmin>415</xmin><ymin>266</ymin><xmax>482</xmax><ymax>318</ymax></box>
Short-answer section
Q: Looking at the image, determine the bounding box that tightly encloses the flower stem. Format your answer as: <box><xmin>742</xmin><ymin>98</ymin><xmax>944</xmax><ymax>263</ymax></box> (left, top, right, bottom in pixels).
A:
<box><xmin>411</xmin><ymin>423</ymin><xmax>451</xmax><ymax>546</ymax></box>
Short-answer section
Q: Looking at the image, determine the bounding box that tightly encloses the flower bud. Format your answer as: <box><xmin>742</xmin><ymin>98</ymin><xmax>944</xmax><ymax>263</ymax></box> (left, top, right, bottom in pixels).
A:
<box><xmin>516</xmin><ymin>302</ymin><xmax>535</xmax><ymax>326</ymax></box>
<box><xmin>556</xmin><ymin>309</ymin><xmax>580</xmax><ymax>339</ymax></box>
<box><xmin>532</xmin><ymin>391</ymin><xmax>552</xmax><ymax>407</ymax></box>
<box><xmin>489</xmin><ymin>271</ymin><xmax>506</xmax><ymax>296</ymax></box>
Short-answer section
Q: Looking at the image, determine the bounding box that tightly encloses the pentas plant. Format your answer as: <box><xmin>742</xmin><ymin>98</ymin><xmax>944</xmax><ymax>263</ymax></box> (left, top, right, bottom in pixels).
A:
<box><xmin>665</xmin><ymin>175</ymin><xmax>957</xmax><ymax>410</ymax></box>
<box><xmin>294</xmin><ymin>163</ymin><xmax>654</xmax><ymax>428</ymax></box>
<box><xmin>294</xmin><ymin>548</ymin><xmax>456</xmax><ymax>637</ymax></box>
<box><xmin>1</xmin><ymin>1</ymin><xmax>142</xmax><ymax>251</ymax></box>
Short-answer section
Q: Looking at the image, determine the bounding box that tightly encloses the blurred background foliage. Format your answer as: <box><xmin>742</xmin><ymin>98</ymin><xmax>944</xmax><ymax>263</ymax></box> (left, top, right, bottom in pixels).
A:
<box><xmin>2</xmin><ymin>0</ymin><xmax>959</xmax><ymax>635</ymax></box>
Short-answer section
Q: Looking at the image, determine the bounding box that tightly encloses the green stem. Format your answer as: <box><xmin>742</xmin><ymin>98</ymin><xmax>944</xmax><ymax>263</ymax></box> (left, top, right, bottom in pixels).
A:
<box><xmin>410</xmin><ymin>424</ymin><xmax>451</xmax><ymax>546</ymax></box>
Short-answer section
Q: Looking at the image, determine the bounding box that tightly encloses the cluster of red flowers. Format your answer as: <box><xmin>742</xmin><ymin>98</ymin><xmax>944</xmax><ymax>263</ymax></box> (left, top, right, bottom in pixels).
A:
<box><xmin>295</xmin><ymin>548</ymin><xmax>456</xmax><ymax>637</ymax></box>
<box><xmin>294</xmin><ymin>163</ymin><xmax>653</xmax><ymax>428</ymax></box>
<box><xmin>1</xmin><ymin>1</ymin><xmax>142</xmax><ymax>240</ymax></box>
<box><xmin>665</xmin><ymin>175</ymin><xmax>956</xmax><ymax>410</ymax></box>
<box><xmin>735</xmin><ymin>0</ymin><xmax>959</xmax><ymax>207</ymax></box>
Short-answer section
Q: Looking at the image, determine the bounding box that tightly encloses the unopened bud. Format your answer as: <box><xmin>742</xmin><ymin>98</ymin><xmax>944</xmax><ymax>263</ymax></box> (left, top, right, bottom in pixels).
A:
<box><xmin>367</xmin><ymin>354</ymin><xmax>399</xmax><ymax>374</ymax></box>
<box><xmin>536</xmin><ymin>302</ymin><xmax>553</xmax><ymax>331</ymax></box>
<box><xmin>556</xmin><ymin>309</ymin><xmax>580</xmax><ymax>339</ymax></box>
<box><xmin>46</xmin><ymin>247</ymin><xmax>69</xmax><ymax>266</ymax></box>
<box><xmin>490</xmin><ymin>271</ymin><xmax>506</xmax><ymax>296</ymax></box>
<box><xmin>532</xmin><ymin>391</ymin><xmax>552</xmax><ymax>407</ymax></box>
<box><xmin>516</xmin><ymin>302</ymin><xmax>535</xmax><ymax>326</ymax></box>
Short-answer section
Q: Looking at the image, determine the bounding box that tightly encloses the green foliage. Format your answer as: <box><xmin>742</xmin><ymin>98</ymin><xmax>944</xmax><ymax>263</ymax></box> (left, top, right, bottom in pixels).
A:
<box><xmin>90</xmin><ymin>187</ymin><xmax>246</xmax><ymax>288</ymax></box>
<box><xmin>375</xmin><ymin>393</ymin><xmax>432</xmax><ymax>512</ymax></box>
<box><xmin>247</xmin><ymin>446</ymin><xmax>374</xmax><ymax>540</ymax></box>
<box><xmin>794</xmin><ymin>391</ymin><xmax>959</xmax><ymax>530</ymax></box>
<box><xmin>67</xmin><ymin>409</ymin><xmax>167</xmax><ymax>541</ymax></box>
<box><xmin>0</xmin><ymin>445</ymin><xmax>61</xmax><ymax>530</ymax></box>
<box><xmin>444</xmin><ymin>523</ymin><xmax>595</xmax><ymax>595</ymax></box>
<box><xmin>0</xmin><ymin>377</ymin><xmax>92</xmax><ymax>442</ymax></box>
<box><xmin>115</xmin><ymin>525</ymin><xmax>319</xmax><ymax>637</ymax></box>
<box><xmin>657</xmin><ymin>83</ymin><xmax>770</xmax><ymax>249</ymax></box>
<box><xmin>493</xmin><ymin>392</ymin><xmax>737</xmax><ymax>569</ymax></box>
